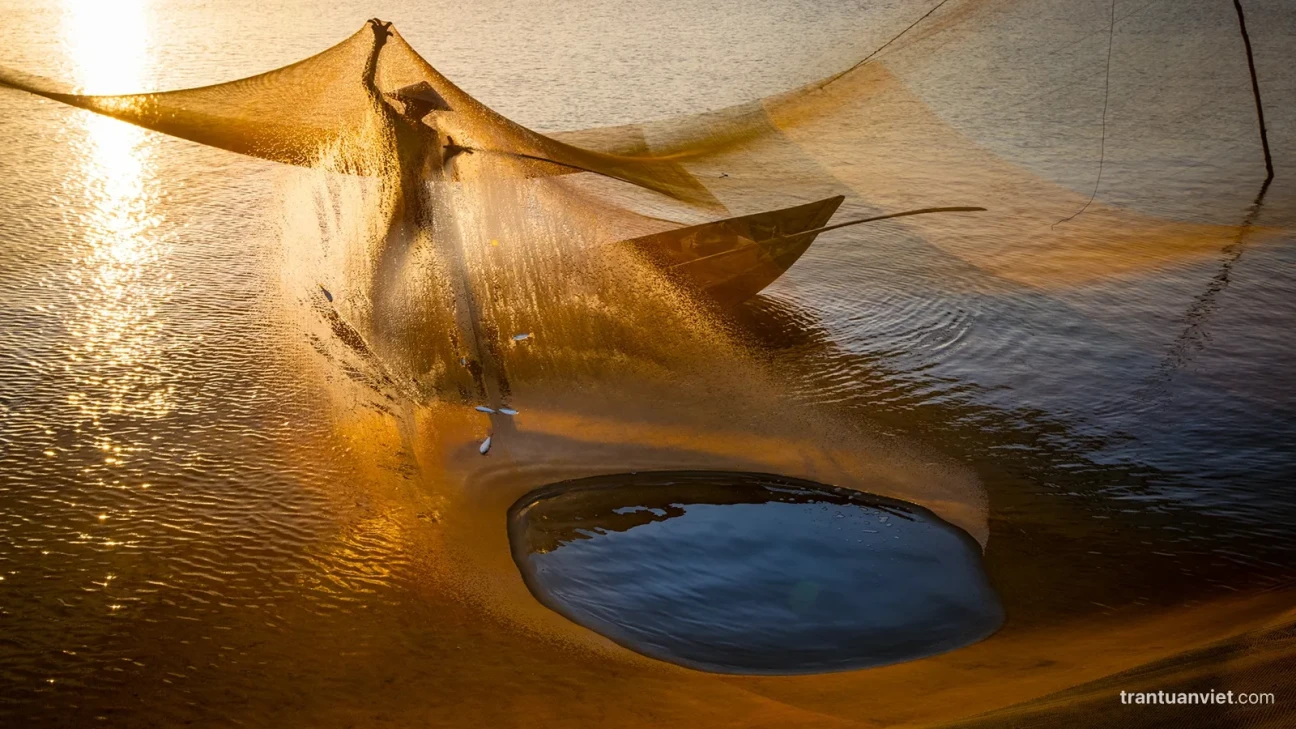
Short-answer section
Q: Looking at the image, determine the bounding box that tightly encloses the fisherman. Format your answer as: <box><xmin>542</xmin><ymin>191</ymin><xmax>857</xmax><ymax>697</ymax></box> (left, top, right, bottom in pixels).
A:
<box><xmin>360</xmin><ymin>19</ymin><xmax>504</xmax><ymax>408</ymax></box>
<box><xmin>361</xmin><ymin>19</ymin><xmax>449</xmax><ymax>227</ymax></box>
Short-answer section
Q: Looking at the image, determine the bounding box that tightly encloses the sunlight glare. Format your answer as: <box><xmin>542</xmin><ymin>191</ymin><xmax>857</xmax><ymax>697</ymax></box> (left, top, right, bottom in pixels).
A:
<box><xmin>60</xmin><ymin>0</ymin><xmax>176</xmax><ymax>423</ymax></box>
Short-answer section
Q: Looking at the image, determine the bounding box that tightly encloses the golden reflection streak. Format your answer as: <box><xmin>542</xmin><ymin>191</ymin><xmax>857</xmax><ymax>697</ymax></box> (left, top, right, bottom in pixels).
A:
<box><xmin>60</xmin><ymin>0</ymin><xmax>175</xmax><ymax>426</ymax></box>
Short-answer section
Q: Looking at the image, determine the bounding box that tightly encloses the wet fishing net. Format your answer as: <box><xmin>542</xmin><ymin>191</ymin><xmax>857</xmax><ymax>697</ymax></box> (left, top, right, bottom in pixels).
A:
<box><xmin>1</xmin><ymin>0</ymin><xmax>1293</xmax><ymax>726</ymax></box>
<box><xmin>0</xmin><ymin>22</ymin><xmax>718</xmax><ymax>207</ymax></box>
<box><xmin>2</xmin><ymin>0</ymin><xmax>1286</xmax><ymax>263</ymax></box>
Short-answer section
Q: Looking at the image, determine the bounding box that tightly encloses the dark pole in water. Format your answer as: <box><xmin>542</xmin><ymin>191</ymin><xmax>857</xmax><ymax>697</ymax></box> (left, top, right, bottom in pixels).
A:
<box><xmin>1146</xmin><ymin>1</ymin><xmax>1275</xmax><ymax>391</ymax></box>
<box><xmin>1233</xmin><ymin>0</ymin><xmax>1274</xmax><ymax>185</ymax></box>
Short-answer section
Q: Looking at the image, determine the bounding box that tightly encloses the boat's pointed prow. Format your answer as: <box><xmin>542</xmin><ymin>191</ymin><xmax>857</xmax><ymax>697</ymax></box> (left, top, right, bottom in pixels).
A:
<box><xmin>621</xmin><ymin>196</ymin><xmax>846</xmax><ymax>304</ymax></box>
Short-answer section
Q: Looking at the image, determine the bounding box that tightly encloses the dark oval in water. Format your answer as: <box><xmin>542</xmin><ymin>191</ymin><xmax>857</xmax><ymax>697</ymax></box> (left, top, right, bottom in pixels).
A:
<box><xmin>507</xmin><ymin>471</ymin><xmax>1004</xmax><ymax>675</ymax></box>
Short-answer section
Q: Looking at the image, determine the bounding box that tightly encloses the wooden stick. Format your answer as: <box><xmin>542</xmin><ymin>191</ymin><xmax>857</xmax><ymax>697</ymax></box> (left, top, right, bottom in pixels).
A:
<box><xmin>1233</xmin><ymin>0</ymin><xmax>1274</xmax><ymax>184</ymax></box>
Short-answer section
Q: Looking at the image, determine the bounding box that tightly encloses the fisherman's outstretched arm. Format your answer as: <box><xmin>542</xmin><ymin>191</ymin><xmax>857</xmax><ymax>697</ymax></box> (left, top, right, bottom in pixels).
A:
<box><xmin>361</xmin><ymin>18</ymin><xmax>393</xmax><ymax>104</ymax></box>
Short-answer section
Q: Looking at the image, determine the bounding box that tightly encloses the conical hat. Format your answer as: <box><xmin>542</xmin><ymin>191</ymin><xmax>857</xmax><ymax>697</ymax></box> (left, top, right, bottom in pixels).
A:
<box><xmin>386</xmin><ymin>81</ymin><xmax>451</xmax><ymax>111</ymax></box>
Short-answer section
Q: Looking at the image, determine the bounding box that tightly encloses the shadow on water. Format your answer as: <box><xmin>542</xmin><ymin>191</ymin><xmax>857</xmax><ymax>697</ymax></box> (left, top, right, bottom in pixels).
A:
<box><xmin>508</xmin><ymin>471</ymin><xmax>1003</xmax><ymax>674</ymax></box>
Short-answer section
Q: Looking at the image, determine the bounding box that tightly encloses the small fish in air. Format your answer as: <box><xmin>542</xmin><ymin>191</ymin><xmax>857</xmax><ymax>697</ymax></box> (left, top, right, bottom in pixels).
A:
<box><xmin>319</xmin><ymin>285</ymin><xmax>333</xmax><ymax>302</ymax></box>
<box><xmin>498</xmin><ymin>408</ymin><xmax>518</xmax><ymax>416</ymax></box>
<box><xmin>475</xmin><ymin>406</ymin><xmax>495</xmax><ymax>414</ymax></box>
<box><xmin>511</xmin><ymin>332</ymin><xmax>531</xmax><ymax>341</ymax></box>
<box><xmin>479</xmin><ymin>435</ymin><xmax>492</xmax><ymax>455</ymax></box>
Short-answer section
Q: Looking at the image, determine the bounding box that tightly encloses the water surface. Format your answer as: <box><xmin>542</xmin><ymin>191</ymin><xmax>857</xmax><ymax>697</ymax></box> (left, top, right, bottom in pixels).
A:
<box><xmin>0</xmin><ymin>1</ymin><xmax>1293</xmax><ymax>727</ymax></box>
<box><xmin>510</xmin><ymin>471</ymin><xmax>1003</xmax><ymax>674</ymax></box>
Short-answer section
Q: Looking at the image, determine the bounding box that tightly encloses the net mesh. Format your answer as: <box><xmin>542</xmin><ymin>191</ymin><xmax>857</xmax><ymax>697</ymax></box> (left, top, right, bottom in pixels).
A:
<box><xmin>0</xmin><ymin>23</ymin><xmax>719</xmax><ymax>207</ymax></box>
<box><xmin>2</xmin><ymin>1</ymin><xmax>1293</xmax><ymax>725</ymax></box>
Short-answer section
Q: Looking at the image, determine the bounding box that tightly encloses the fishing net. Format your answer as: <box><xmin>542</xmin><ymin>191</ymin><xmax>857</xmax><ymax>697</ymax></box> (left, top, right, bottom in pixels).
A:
<box><xmin>553</xmin><ymin>0</ymin><xmax>1292</xmax><ymax>287</ymax></box>
<box><xmin>3</xmin><ymin>0</ymin><xmax>1286</xmax><ymax>269</ymax></box>
<box><xmin>0</xmin><ymin>22</ymin><xmax>717</xmax><ymax>207</ymax></box>
<box><xmin>2</xmin><ymin>0</ymin><xmax>1293</xmax><ymax>726</ymax></box>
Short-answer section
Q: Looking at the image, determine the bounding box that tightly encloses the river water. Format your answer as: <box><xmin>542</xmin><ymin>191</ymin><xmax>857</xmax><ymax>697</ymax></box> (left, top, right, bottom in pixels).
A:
<box><xmin>0</xmin><ymin>1</ymin><xmax>1293</xmax><ymax>726</ymax></box>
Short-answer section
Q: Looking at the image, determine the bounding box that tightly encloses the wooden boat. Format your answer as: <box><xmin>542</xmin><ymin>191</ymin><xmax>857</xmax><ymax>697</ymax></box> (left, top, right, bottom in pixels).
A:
<box><xmin>621</xmin><ymin>195</ymin><xmax>844</xmax><ymax>305</ymax></box>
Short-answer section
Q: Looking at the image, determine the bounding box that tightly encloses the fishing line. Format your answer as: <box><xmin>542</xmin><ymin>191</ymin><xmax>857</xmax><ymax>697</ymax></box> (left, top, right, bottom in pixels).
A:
<box><xmin>1054</xmin><ymin>0</ymin><xmax>1117</xmax><ymax>227</ymax></box>
<box><xmin>666</xmin><ymin>207</ymin><xmax>987</xmax><ymax>270</ymax></box>
<box><xmin>818</xmin><ymin>0</ymin><xmax>955</xmax><ymax>90</ymax></box>
<box><xmin>765</xmin><ymin>206</ymin><xmax>987</xmax><ymax>243</ymax></box>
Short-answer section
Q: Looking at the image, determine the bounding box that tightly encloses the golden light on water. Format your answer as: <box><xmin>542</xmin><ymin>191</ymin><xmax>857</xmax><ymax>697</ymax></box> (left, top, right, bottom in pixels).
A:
<box><xmin>59</xmin><ymin>0</ymin><xmax>176</xmax><ymax>424</ymax></box>
<box><xmin>63</xmin><ymin>0</ymin><xmax>151</xmax><ymax>94</ymax></box>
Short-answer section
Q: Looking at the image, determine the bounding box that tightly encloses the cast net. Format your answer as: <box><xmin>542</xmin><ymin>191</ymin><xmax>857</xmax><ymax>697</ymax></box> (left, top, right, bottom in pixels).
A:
<box><xmin>1</xmin><ymin>1</ymin><xmax>1293</xmax><ymax>726</ymax></box>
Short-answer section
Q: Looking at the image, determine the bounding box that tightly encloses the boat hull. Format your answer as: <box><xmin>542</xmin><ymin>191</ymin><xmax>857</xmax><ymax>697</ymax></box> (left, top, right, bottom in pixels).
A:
<box><xmin>622</xmin><ymin>195</ymin><xmax>845</xmax><ymax>304</ymax></box>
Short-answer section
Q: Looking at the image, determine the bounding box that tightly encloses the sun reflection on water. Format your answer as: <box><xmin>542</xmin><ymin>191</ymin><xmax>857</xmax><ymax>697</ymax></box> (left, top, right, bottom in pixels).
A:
<box><xmin>59</xmin><ymin>0</ymin><xmax>176</xmax><ymax>426</ymax></box>
<box><xmin>63</xmin><ymin>0</ymin><xmax>151</xmax><ymax>95</ymax></box>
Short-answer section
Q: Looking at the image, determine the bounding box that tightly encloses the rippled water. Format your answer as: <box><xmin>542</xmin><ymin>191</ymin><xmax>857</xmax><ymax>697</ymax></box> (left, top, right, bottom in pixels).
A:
<box><xmin>1</xmin><ymin>1</ymin><xmax>1294</xmax><ymax>727</ymax></box>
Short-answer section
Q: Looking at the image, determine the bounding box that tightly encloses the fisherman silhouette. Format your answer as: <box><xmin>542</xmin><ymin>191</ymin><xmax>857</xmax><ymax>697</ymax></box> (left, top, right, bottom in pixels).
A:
<box><xmin>359</xmin><ymin>19</ymin><xmax>504</xmax><ymax>407</ymax></box>
<box><xmin>361</xmin><ymin>19</ymin><xmax>445</xmax><ymax>228</ymax></box>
